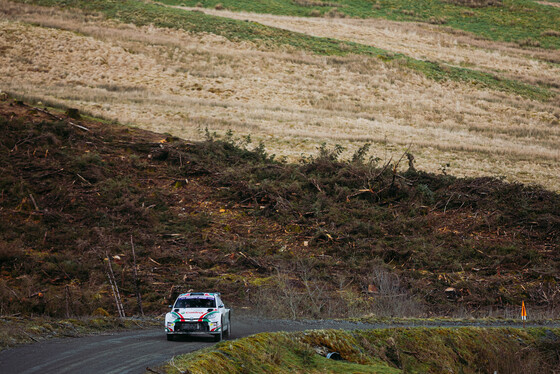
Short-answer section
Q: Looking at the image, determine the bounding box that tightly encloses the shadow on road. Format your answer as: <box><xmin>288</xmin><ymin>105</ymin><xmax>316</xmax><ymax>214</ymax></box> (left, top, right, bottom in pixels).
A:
<box><xmin>166</xmin><ymin>335</ymin><xmax>217</xmax><ymax>343</ymax></box>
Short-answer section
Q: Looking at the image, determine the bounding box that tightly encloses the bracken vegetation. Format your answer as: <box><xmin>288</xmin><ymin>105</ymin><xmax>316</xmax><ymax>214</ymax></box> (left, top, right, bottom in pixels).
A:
<box><xmin>1</xmin><ymin>95</ymin><xmax>558</xmax><ymax>320</ymax></box>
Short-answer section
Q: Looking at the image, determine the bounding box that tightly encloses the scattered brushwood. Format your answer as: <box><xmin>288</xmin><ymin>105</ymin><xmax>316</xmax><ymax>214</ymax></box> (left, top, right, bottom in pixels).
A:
<box><xmin>1</xmin><ymin>93</ymin><xmax>559</xmax><ymax>319</ymax></box>
<box><xmin>154</xmin><ymin>134</ymin><xmax>559</xmax><ymax>315</ymax></box>
<box><xmin>293</xmin><ymin>0</ymin><xmax>343</xmax><ymax>7</ymax></box>
<box><xmin>445</xmin><ymin>0</ymin><xmax>503</xmax><ymax>8</ymax></box>
<box><xmin>323</xmin><ymin>7</ymin><xmax>346</xmax><ymax>18</ymax></box>
<box><xmin>0</xmin><ymin>96</ymin><xmax>170</xmax><ymax>317</ymax></box>
<box><xmin>249</xmin><ymin>261</ymin><xmax>424</xmax><ymax>319</ymax></box>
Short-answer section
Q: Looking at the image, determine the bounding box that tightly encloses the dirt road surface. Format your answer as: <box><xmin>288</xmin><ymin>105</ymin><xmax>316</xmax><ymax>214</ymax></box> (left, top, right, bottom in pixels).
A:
<box><xmin>0</xmin><ymin>317</ymin><xmax>379</xmax><ymax>374</ymax></box>
<box><xmin>0</xmin><ymin>317</ymin><xmax>555</xmax><ymax>374</ymax></box>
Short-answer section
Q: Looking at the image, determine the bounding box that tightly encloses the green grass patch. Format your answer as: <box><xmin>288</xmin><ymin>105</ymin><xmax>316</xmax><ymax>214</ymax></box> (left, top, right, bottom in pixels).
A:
<box><xmin>15</xmin><ymin>0</ymin><xmax>553</xmax><ymax>100</ymax></box>
<box><xmin>160</xmin><ymin>331</ymin><xmax>400</xmax><ymax>374</ymax></box>
<box><xmin>353</xmin><ymin>316</ymin><xmax>560</xmax><ymax>325</ymax></box>
<box><xmin>371</xmin><ymin>0</ymin><xmax>560</xmax><ymax>49</ymax></box>
<box><xmin>158</xmin><ymin>327</ymin><xmax>560</xmax><ymax>373</ymax></box>
<box><xmin>158</xmin><ymin>0</ymin><xmax>560</xmax><ymax>49</ymax></box>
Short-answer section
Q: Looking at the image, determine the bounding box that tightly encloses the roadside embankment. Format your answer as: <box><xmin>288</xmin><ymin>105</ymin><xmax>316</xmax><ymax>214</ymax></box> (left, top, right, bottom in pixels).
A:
<box><xmin>157</xmin><ymin>327</ymin><xmax>560</xmax><ymax>373</ymax></box>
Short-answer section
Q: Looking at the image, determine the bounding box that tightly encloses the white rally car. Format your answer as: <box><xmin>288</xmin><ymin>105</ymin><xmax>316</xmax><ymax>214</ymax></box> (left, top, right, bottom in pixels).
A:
<box><xmin>165</xmin><ymin>292</ymin><xmax>231</xmax><ymax>342</ymax></box>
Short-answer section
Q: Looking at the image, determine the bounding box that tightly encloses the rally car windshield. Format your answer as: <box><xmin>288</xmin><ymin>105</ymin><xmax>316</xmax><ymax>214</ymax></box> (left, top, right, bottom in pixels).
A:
<box><xmin>174</xmin><ymin>298</ymin><xmax>216</xmax><ymax>308</ymax></box>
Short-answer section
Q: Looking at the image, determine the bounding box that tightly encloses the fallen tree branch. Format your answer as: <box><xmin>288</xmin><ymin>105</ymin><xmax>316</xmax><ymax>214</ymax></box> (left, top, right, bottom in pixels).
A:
<box><xmin>21</xmin><ymin>330</ymin><xmax>39</xmax><ymax>342</ymax></box>
<box><xmin>238</xmin><ymin>251</ymin><xmax>270</xmax><ymax>271</ymax></box>
<box><xmin>346</xmin><ymin>188</ymin><xmax>375</xmax><ymax>202</ymax></box>
<box><xmin>105</xmin><ymin>253</ymin><xmax>125</xmax><ymax>318</ymax></box>
<box><xmin>28</xmin><ymin>194</ymin><xmax>40</xmax><ymax>211</ymax></box>
<box><xmin>131</xmin><ymin>235</ymin><xmax>144</xmax><ymax>316</ymax></box>
<box><xmin>34</xmin><ymin>107</ymin><xmax>90</xmax><ymax>132</ymax></box>
<box><xmin>311</xmin><ymin>178</ymin><xmax>322</xmax><ymax>192</ymax></box>
<box><xmin>76</xmin><ymin>173</ymin><xmax>92</xmax><ymax>185</ymax></box>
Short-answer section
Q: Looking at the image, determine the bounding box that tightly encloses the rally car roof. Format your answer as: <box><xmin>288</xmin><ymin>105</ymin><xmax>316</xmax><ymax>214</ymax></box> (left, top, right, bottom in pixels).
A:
<box><xmin>178</xmin><ymin>292</ymin><xmax>220</xmax><ymax>297</ymax></box>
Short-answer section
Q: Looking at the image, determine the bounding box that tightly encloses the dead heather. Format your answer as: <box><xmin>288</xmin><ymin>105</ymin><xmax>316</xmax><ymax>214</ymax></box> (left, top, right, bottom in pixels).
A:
<box><xmin>1</xmin><ymin>94</ymin><xmax>559</xmax><ymax>321</ymax></box>
<box><xmin>157</xmin><ymin>327</ymin><xmax>560</xmax><ymax>374</ymax></box>
<box><xmin>1</xmin><ymin>1</ymin><xmax>559</xmax><ymax>191</ymax></box>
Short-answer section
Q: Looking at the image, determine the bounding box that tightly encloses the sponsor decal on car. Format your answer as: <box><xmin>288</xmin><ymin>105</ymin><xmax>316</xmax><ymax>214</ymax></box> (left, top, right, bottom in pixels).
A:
<box><xmin>165</xmin><ymin>292</ymin><xmax>229</xmax><ymax>340</ymax></box>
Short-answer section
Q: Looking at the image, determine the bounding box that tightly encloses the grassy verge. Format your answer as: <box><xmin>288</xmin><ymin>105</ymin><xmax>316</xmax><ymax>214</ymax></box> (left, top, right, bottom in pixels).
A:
<box><xmin>0</xmin><ymin>315</ymin><xmax>160</xmax><ymax>350</ymax></box>
<box><xmin>13</xmin><ymin>0</ymin><xmax>553</xmax><ymax>100</ymax></box>
<box><xmin>352</xmin><ymin>316</ymin><xmax>560</xmax><ymax>326</ymax></box>
<box><xmin>157</xmin><ymin>0</ymin><xmax>560</xmax><ymax>49</ymax></box>
<box><xmin>156</xmin><ymin>327</ymin><xmax>560</xmax><ymax>373</ymax></box>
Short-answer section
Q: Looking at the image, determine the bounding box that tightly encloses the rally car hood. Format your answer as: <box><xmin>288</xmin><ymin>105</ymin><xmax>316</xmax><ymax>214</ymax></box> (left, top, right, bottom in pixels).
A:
<box><xmin>167</xmin><ymin>308</ymin><xmax>219</xmax><ymax>321</ymax></box>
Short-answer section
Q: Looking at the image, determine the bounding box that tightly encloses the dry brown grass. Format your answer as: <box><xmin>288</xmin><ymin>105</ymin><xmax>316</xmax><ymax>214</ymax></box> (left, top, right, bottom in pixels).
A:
<box><xmin>179</xmin><ymin>6</ymin><xmax>560</xmax><ymax>84</ymax></box>
<box><xmin>538</xmin><ymin>1</ymin><xmax>560</xmax><ymax>8</ymax></box>
<box><xmin>1</xmin><ymin>0</ymin><xmax>559</xmax><ymax>190</ymax></box>
<box><xmin>542</xmin><ymin>29</ymin><xmax>560</xmax><ymax>37</ymax></box>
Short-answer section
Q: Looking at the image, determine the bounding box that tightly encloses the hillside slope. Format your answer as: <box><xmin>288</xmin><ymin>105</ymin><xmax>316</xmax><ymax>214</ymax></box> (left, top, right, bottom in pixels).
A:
<box><xmin>157</xmin><ymin>0</ymin><xmax>560</xmax><ymax>48</ymax></box>
<box><xmin>1</xmin><ymin>94</ymin><xmax>558</xmax><ymax>318</ymax></box>
<box><xmin>2</xmin><ymin>0</ymin><xmax>560</xmax><ymax>192</ymax></box>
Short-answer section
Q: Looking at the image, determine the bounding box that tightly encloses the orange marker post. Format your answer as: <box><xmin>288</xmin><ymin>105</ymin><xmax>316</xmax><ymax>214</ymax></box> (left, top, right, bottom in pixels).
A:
<box><xmin>521</xmin><ymin>300</ymin><xmax>527</xmax><ymax>327</ymax></box>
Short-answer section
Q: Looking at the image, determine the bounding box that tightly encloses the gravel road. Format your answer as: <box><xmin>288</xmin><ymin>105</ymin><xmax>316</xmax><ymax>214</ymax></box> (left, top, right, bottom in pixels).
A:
<box><xmin>0</xmin><ymin>317</ymin><xmax>555</xmax><ymax>374</ymax></box>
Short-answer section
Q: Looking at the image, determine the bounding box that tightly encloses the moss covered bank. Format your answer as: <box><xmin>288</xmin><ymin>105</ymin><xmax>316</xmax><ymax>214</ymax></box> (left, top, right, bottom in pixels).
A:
<box><xmin>158</xmin><ymin>327</ymin><xmax>560</xmax><ymax>373</ymax></box>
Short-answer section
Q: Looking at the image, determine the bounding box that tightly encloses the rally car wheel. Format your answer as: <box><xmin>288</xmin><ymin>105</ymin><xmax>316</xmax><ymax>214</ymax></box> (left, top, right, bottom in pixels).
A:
<box><xmin>167</xmin><ymin>334</ymin><xmax>174</xmax><ymax>341</ymax></box>
<box><xmin>213</xmin><ymin>330</ymin><xmax>223</xmax><ymax>342</ymax></box>
<box><xmin>224</xmin><ymin>317</ymin><xmax>231</xmax><ymax>338</ymax></box>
